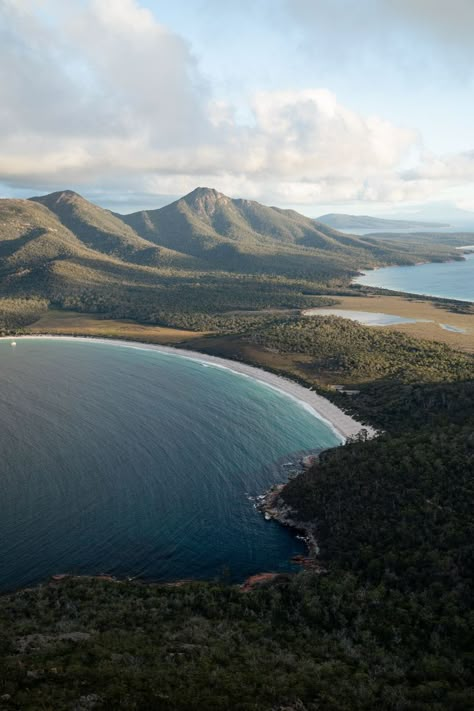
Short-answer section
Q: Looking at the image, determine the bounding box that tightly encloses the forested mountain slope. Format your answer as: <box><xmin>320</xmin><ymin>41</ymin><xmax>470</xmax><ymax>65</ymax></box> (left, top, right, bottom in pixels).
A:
<box><xmin>0</xmin><ymin>188</ymin><xmax>467</xmax><ymax>337</ymax></box>
<box><xmin>121</xmin><ymin>187</ymin><xmax>438</xmax><ymax>272</ymax></box>
<box><xmin>0</xmin><ymin>187</ymin><xmax>462</xmax><ymax>301</ymax></box>
<box><xmin>30</xmin><ymin>190</ymin><xmax>198</xmax><ymax>269</ymax></box>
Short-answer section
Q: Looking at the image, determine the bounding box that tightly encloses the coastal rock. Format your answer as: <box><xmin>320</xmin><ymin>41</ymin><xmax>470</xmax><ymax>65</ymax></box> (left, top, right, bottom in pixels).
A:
<box><xmin>240</xmin><ymin>573</ymin><xmax>289</xmax><ymax>592</ymax></box>
<box><xmin>302</xmin><ymin>454</ymin><xmax>318</xmax><ymax>469</ymax></box>
<box><xmin>257</xmin><ymin>485</ymin><xmax>322</xmax><ymax>562</ymax></box>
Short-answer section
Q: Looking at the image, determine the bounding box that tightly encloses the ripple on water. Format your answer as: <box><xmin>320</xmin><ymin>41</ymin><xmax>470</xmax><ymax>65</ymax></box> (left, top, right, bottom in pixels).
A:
<box><xmin>0</xmin><ymin>338</ymin><xmax>341</xmax><ymax>591</ymax></box>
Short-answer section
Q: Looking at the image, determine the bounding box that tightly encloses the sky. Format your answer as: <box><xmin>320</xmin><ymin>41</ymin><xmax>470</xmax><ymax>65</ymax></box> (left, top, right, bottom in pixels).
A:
<box><xmin>0</xmin><ymin>0</ymin><xmax>473</xmax><ymax>216</ymax></box>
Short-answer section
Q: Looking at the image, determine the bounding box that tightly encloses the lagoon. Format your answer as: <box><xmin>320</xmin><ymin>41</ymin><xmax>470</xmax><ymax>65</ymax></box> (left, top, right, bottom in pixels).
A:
<box><xmin>303</xmin><ymin>308</ymin><xmax>425</xmax><ymax>326</ymax></box>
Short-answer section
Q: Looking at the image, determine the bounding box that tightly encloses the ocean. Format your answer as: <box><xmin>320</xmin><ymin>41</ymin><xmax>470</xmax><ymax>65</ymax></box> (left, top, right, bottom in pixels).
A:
<box><xmin>0</xmin><ymin>338</ymin><xmax>340</xmax><ymax>591</ymax></box>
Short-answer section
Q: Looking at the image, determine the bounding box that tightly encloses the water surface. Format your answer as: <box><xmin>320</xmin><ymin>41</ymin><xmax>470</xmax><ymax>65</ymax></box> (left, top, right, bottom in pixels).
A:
<box><xmin>304</xmin><ymin>308</ymin><xmax>425</xmax><ymax>326</ymax></box>
<box><xmin>354</xmin><ymin>253</ymin><xmax>474</xmax><ymax>302</ymax></box>
<box><xmin>0</xmin><ymin>339</ymin><xmax>340</xmax><ymax>591</ymax></box>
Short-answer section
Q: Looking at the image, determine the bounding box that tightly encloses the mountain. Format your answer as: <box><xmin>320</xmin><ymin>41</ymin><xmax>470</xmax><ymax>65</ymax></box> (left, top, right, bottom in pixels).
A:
<box><xmin>122</xmin><ymin>187</ymin><xmax>379</xmax><ymax>251</ymax></box>
<box><xmin>0</xmin><ymin>187</ymin><xmax>462</xmax><ymax>324</ymax></box>
<box><xmin>0</xmin><ymin>197</ymin><xmax>174</xmax><ymax>303</ymax></box>
<box><xmin>30</xmin><ymin>190</ymin><xmax>196</xmax><ymax>269</ymax></box>
<box><xmin>0</xmin><ymin>198</ymin><xmax>100</xmax><ymax>270</ymax></box>
<box><xmin>119</xmin><ymin>187</ymin><xmax>424</xmax><ymax>275</ymax></box>
<box><xmin>386</xmin><ymin>202</ymin><xmax>474</xmax><ymax>230</ymax></box>
<box><xmin>317</xmin><ymin>213</ymin><xmax>449</xmax><ymax>231</ymax></box>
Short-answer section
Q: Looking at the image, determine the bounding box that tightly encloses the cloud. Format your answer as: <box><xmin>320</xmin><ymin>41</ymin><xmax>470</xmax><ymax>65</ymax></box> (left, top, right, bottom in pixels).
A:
<box><xmin>0</xmin><ymin>0</ymin><xmax>209</xmax><ymax>145</ymax></box>
<box><xmin>389</xmin><ymin>0</ymin><xmax>474</xmax><ymax>47</ymax></box>
<box><xmin>284</xmin><ymin>0</ymin><xmax>474</xmax><ymax>55</ymax></box>
<box><xmin>244</xmin><ymin>89</ymin><xmax>417</xmax><ymax>178</ymax></box>
<box><xmin>0</xmin><ymin>0</ymin><xmax>471</xmax><ymax>209</ymax></box>
<box><xmin>402</xmin><ymin>150</ymin><xmax>474</xmax><ymax>182</ymax></box>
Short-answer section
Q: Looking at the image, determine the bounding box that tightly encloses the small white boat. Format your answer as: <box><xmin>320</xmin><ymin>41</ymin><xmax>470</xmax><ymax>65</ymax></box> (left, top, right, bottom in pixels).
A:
<box><xmin>10</xmin><ymin>341</ymin><xmax>16</xmax><ymax>347</ymax></box>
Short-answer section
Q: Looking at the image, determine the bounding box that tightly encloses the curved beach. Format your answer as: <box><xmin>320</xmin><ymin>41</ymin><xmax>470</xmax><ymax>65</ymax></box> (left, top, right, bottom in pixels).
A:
<box><xmin>6</xmin><ymin>335</ymin><xmax>375</xmax><ymax>441</ymax></box>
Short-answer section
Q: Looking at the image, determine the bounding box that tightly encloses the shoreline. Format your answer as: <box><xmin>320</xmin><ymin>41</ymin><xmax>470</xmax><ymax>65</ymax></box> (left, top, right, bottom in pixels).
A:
<box><xmin>3</xmin><ymin>334</ymin><xmax>375</xmax><ymax>441</ymax></box>
<box><xmin>353</xmin><ymin>253</ymin><xmax>474</xmax><ymax>305</ymax></box>
<box><xmin>257</xmin><ymin>484</ymin><xmax>324</xmax><ymax>571</ymax></box>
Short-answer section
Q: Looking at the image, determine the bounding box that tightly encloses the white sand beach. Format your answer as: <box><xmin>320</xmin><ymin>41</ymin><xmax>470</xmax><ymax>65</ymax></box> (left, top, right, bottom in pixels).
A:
<box><xmin>4</xmin><ymin>335</ymin><xmax>377</xmax><ymax>441</ymax></box>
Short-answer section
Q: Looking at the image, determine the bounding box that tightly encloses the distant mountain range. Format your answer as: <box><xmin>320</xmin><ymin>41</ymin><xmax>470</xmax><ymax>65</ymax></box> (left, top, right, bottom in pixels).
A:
<box><xmin>0</xmin><ymin>188</ymin><xmax>463</xmax><ymax>315</ymax></box>
<box><xmin>317</xmin><ymin>213</ymin><xmax>449</xmax><ymax>231</ymax></box>
<box><xmin>0</xmin><ymin>187</ymin><xmax>421</xmax><ymax>280</ymax></box>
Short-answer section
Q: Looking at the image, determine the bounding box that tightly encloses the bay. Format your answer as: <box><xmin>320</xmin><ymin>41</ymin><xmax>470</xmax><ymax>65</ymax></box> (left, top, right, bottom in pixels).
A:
<box><xmin>354</xmin><ymin>253</ymin><xmax>474</xmax><ymax>302</ymax></box>
<box><xmin>0</xmin><ymin>339</ymin><xmax>340</xmax><ymax>591</ymax></box>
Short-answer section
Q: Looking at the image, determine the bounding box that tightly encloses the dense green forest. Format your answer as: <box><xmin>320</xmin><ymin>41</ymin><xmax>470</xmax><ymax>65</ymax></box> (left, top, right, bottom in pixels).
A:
<box><xmin>1</xmin><ymin>315</ymin><xmax>473</xmax><ymax>709</ymax></box>
<box><xmin>1</xmin><ymin>188</ymin><xmax>474</xmax><ymax>709</ymax></box>
<box><xmin>0</xmin><ymin>378</ymin><xmax>473</xmax><ymax>710</ymax></box>
<box><xmin>247</xmin><ymin>315</ymin><xmax>474</xmax><ymax>382</ymax></box>
<box><xmin>0</xmin><ymin>297</ymin><xmax>48</xmax><ymax>333</ymax></box>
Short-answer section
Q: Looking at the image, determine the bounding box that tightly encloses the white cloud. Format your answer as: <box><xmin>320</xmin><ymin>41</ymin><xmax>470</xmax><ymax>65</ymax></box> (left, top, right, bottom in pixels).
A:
<box><xmin>0</xmin><ymin>0</ymin><xmax>472</xmax><ymax>209</ymax></box>
<box><xmin>403</xmin><ymin>150</ymin><xmax>474</xmax><ymax>182</ymax></box>
<box><xmin>246</xmin><ymin>89</ymin><xmax>417</xmax><ymax>177</ymax></box>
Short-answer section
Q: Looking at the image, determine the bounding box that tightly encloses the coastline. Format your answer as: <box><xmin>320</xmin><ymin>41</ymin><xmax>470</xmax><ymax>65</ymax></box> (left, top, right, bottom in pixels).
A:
<box><xmin>353</xmin><ymin>253</ymin><xmax>474</xmax><ymax>304</ymax></box>
<box><xmin>257</xmin><ymin>484</ymin><xmax>324</xmax><ymax>572</ymax></box>
<box><xmin>3</xmin><ymin>334</ymin><xmax>376</xmax><ymax>441</ymax></box>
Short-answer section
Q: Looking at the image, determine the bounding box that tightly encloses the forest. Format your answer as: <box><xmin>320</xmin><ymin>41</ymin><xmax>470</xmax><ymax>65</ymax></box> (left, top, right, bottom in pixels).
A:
<box><xmin>0</xmin><ymin>190</ymin><xmax>473</xmax><ymax>709</ymax></box>
<box><xmin>0</xmin><ymin>379</ymin><xmax>473</xmax><ymax>710</ymax></box>
<box><xmin>1</xmin><ymin>303</ymin><xmax>473</xmax><ymax>709</ymax></box>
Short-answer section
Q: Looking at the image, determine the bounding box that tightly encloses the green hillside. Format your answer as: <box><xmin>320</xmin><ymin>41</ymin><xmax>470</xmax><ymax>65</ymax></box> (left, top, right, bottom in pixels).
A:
<box><xmin>30</xmin><ymin>190</ymin><xmax>198</xmax><ymax>269</ymax></box>
<box><xmin>121</xmin><ymin>187</ymin><xmax>445</xmax><ymax>276</ymax></box>
<box><xmin>0</xmin><ymin>198</ymin><xmax>120</xmax><ymax>279</ymax></box>
<box><xmin>0</xmin><ymin>188</ymin><xmax>463</xmax><ymax>330</ymax></box>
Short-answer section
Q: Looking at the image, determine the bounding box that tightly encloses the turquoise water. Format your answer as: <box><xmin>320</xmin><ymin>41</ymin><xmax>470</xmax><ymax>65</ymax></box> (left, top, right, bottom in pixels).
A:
<box><xmin>0</xmin><ymin>339</ymin><xmax>340</xmax><ymax>591</ymax></box>
<box><xmin>354</xmin><ymin>253</ymin><xmax>474</xmax><ymax>302</ymax></box>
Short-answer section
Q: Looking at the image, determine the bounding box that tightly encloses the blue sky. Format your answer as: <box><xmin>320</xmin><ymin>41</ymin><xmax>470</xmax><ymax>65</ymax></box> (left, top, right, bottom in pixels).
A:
<box><xmin>1</xmin><ymin>0</ymin><xmax>473</xmax><ymax>216</ymax></box>
<box><xmin>150</xmin><ymin>0</ymin><xmax>472</xmax><ymax>153</ymax></box>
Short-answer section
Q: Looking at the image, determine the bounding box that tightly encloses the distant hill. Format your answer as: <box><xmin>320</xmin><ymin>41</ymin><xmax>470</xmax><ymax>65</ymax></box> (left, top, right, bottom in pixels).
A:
<box><xmin>317</xmin><ymin>213</ymin><xmax>449</xmax><ymax>231</ymax></box>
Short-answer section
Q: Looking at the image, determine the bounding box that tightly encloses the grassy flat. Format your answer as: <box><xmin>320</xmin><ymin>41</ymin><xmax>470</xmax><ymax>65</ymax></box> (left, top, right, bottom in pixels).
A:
<box><xmin>308</xmin><ymin>294</ymin><xmax>474</xmax><ymax>352</ymax></box>
<box><xmin>28</xmin><ymin>310</ymin><xmax>209</xmax><ymax>344</ymax></box>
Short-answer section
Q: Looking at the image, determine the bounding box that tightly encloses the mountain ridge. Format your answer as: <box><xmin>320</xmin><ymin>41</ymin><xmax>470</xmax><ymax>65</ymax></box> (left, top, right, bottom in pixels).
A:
<box><xmin>30</xmin><ymin>189</ymin><xmax>197</xmax><ymax>269</ymax></box>
<box><xmin>0</xmin><ymin>187</ymin><xmax>464</xmax><ymax>317</ymax></box>
<box><xmin>119</xmin><ymin>186</ymin><xmax>417</xmax><ymax>271</ymax></box>
<box><xmin>317</xmin><ymin>212</ymin><xmax>449</xmax><ymax>231</ymax></box>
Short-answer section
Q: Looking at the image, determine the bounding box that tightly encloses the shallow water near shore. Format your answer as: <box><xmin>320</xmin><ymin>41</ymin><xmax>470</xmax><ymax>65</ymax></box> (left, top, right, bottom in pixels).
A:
<box><xmin>0</xmin><ymin>338</ymin><xmax>341</xmax><ymax>591</ymax></box>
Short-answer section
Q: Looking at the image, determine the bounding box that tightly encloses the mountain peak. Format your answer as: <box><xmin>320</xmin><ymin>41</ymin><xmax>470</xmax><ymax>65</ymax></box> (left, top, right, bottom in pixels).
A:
<box><xmin>185</xmin><ymin>187</ymin><xmax>225</xmax><ymax>199</ymax></box>
<box><xmin>180</xmin><ymin>187</ymin><xmax>231</xmax><ymax>216</ymax></box>
<box><xmin>30</xmin><ymin>189</ymin><xmax>85</xmax><ymax>206</ymax></box>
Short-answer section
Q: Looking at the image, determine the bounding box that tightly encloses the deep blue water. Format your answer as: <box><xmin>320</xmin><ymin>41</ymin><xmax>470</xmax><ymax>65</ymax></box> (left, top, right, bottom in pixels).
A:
<box><xmin>0</xmin><ymin>339</ymin><xmax>341</xmax><ymax>591</ymax></box>
<box><xmin>354</xmin><ymin>253</ymin><xmax>474</xmax><ymax>302</ymax></box>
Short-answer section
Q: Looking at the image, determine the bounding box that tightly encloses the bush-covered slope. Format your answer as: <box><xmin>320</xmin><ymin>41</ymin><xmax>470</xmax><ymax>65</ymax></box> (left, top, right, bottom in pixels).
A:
<box><xmin>30</xmin><ymin>191</ymin><xmax>198</xmax><ymax>269</ymax></box>
<box><xmin>0</xmin><ymin>188</ymin><xmax>464</xmax><ymax>317</ymax></box>
<box><xmin>248</xmin><ymin>315</ymin><xmax>474</xmax><ymax>382</ymax></box>
<box><xmin>120</xmin><ymin>187</ymin><xmax>457</xmax><ymax>277</ymax></box>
